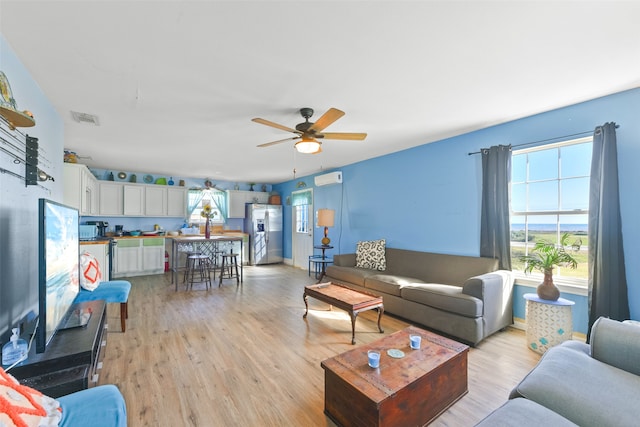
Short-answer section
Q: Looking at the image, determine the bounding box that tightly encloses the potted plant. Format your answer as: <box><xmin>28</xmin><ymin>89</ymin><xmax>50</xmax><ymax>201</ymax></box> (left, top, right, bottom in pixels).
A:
<box><xmin>519</xmin><ymin>233</ymin><xmax>581</xmax><ymax>301</ymax></box>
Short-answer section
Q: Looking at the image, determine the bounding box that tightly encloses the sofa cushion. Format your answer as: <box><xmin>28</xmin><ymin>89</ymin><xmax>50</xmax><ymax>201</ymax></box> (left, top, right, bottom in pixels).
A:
<box><xmin>384</xmin><ymin>248</ymin><xmax>498</xmax><ymax>285</ymax></box>
<box><xmin>475</xmin><ymin>397</ymin><xmax>578</xmax><ymax>427</ymax></box>
<box><xmin>401</xmin><ymin>284</ymin><xmax>482</xmax><ymax>317</ymax></box>
<box><xmin>324</xmin><ymin>265</ymin><xmax>377</xmax><ymax>287</ymax></box>
<box><xmin>510</xmin><ymin>344</ymin><xmax>640</xmax><ymax>427</ymax></box>
<box><xmin>365</xmin><ymin>275</ymin><xmax>425</xmax><ymax>297</ymax></box>
<box><xmin>590</xmin><ymin>316</ymin><xmax>640</xmax><ymax>376</ymax></box>
<box><xmin>355</xmin><ymin>239</ymin><xmax>386</xmax><ymax>271</ymax></box>
<box><xmin>58</xmin><ymin>385</ymin><xmax>127</xmax><ymax>427</ymax></box>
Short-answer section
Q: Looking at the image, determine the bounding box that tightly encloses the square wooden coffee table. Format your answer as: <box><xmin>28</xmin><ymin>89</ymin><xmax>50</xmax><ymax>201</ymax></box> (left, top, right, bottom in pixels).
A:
<box><xmin>303</xmin><ymin>282</ymin><xmax>384</xmax><ymax>344</ymax></box>
<box><xmin>321</xmin><ymin>326</ymin><xmax>469</xmax><ymax>427</ymax></box>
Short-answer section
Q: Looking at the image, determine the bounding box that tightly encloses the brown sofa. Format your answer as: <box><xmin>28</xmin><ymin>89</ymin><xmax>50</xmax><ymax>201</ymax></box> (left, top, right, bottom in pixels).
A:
<box><xmin>324</xmin><ymin>248</ymin><xmax>514</xmax><ymax>345</ymax></box>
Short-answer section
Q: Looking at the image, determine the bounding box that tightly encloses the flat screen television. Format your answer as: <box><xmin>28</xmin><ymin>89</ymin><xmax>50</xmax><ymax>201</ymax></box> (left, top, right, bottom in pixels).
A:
<box><xmin>36</xmin><ymin>198</ymin><xmax>81</xmax><ymax>353</ymax></box>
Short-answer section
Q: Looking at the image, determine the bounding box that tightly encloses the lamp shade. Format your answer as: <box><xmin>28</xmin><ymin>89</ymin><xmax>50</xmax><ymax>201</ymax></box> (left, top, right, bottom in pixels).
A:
<box><xmin>316</xmin><ymin>209</ymin><xmax>335</xmax><ymax>227</ymax></box>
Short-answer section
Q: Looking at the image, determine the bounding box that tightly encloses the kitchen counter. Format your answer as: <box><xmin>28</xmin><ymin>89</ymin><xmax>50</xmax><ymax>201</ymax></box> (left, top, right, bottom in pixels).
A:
<box><xmin>165</xmin><ymin>232</ymin><xmax>247</xmax><ymax>239</ymax></box>
<box><xmin>80</xmin><ymin>240</ymin><xmax>110</xmax><ymax>245</ymax></box>
<box><xmin>111</xmin><ymin>235</ymin><xmax>166</xmax><ymax>239</ymax></box>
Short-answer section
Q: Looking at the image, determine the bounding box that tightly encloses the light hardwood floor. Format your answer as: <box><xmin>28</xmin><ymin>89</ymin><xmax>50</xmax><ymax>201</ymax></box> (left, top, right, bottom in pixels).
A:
<box><xmin>100</xmin><ymin>265</ymin><xmax>541</xmax><ymax>426</ymax></box>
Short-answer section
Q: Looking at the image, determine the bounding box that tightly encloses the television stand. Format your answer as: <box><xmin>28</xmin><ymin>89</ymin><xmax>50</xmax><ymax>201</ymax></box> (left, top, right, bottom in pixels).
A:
<box><xmin>9</xmin><ymin>300</ymin><xmax>108</xmax><ymax>398</ymax></box>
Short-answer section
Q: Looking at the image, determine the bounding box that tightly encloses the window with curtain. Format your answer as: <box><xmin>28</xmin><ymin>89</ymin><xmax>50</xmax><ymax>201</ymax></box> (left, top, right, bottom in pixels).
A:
<box><xmin>292</xmin><ymin>190</ymin><xmax>312</xmax><ymax>234</ymax></box>
<box><xmin>188</xmin><ymin>189</ymin><xmax>224</xmax><ymax>224</ymax></box>
<box><xmin>510</xmin><ymin>136</ymin><xmax>592</xmax><ymax>285</ymax></box>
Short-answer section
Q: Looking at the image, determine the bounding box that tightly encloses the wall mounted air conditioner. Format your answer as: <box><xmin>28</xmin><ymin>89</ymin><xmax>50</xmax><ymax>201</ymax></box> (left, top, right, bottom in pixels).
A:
<box><xmin>314</xmin><ymin>171</ymin><xmax>343</xmax><ymax>187</ymax></box>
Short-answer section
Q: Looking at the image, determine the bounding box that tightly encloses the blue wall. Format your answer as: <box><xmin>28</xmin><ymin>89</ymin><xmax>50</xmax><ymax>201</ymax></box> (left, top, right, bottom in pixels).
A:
<box><xmin>0</xmin><ymin>35</ymin><xmax>65</xmax><ymax>338</ymax></box>
<box><xmin>274</xmin><ymin>88</ymin><xmax>640</xmax><ymax>335</ymax></box>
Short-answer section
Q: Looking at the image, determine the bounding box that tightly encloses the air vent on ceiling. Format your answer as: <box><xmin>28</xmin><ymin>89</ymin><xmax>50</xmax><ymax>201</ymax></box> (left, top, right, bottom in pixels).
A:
<box><xmin>70</xmin><ymin>111</ymin><xmax>100</xmax><ymax>126</ymax></box>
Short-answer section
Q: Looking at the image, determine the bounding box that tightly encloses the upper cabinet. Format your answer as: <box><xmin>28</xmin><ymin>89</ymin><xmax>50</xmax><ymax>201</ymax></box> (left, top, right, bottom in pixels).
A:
<box><xmin>226</xmin><ymin>190</ymin><xmax>269</xmax><ymax>218</ymax></box>
<box><xmin>64</xmin><ymin>165</ymin><xmax>187</xmax><ymax>217</ymax></box>
<box><xmin>121</xmin><ymin>184</ymin><xmax>186</xmax><ymax>217</ymax></box>
<box><xmin>123</xmin><ymin>185</ymin><xmax>145</xmax><ymax>216</ymax></box>
<box><xmin>99</xmin><ymin>182</ymin><xmax>123</xmax><ymax>216</ymax></box>
<box><xmin>167</xmin><ymin>187</ymin><xmax>187</xmax><ymax>217</ymax></box>
<box><xmin>63</xmin><ymin>164</ymin><xmax>99</xmax><ymax>215</ymax></box>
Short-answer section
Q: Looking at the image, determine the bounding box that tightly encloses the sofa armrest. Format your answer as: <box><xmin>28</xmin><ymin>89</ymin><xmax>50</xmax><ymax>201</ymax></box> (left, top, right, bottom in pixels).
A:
<box><xmin>462</xmin><ymin>270</ymin><xmax>514</xmax><ymax>335</ymax></box>
<box><xmin>462</xmin><ymin>270</ymin><xmax>513</xmax><ymax>300</ymax></box>
<box><xmin>333</xmin><ymin>253</ymin><xmax>356</xmax><ymax>267</ymax></box>
<box><xmin>590</xmin><ymin>316</ymin><xmax>640</xmax><ymax>376</ymax></box>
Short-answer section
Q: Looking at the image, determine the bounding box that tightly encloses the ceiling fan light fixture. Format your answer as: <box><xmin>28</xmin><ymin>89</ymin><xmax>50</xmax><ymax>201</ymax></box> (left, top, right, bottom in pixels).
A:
<box><xmin>295</xmin><ymin>137</ymin><xmax>321</xmax><ymax>154</ymax></box>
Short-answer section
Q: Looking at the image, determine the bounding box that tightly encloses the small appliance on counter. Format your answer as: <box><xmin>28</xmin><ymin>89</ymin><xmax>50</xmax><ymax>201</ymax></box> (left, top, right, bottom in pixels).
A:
<box><xmin>79</xmin><ymin>224</ymin><xmax>98</xmax><ymax>240</ymax></box>
<box><xmin>86</xmin><ymin>220</ymin><xmax>109</xmax><ymax>237</ymax></box>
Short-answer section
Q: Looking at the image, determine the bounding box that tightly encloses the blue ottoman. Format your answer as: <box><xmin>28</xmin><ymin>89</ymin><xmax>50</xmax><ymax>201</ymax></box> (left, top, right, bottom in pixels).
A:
<box><xmin>74</xmin><ymin>280</ymin><xmax>131</xmax><ymax>332</ymax></box>
<box><xmin>58</xmin><ymin>384</ymin><xmax>127</xmax><ymax>427</ymax></box>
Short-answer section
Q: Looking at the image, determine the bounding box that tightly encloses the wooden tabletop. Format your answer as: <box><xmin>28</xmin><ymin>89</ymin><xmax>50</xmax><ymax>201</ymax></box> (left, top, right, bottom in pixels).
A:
<box><xmin>321</xmin><ymin>326</ymin><xmax>469</xmax><ymax>402</ymax></box>
<box><xmin>304</xmin><ymin>282</ymin><xmax>382</xmax><ymax>310</ymax></box>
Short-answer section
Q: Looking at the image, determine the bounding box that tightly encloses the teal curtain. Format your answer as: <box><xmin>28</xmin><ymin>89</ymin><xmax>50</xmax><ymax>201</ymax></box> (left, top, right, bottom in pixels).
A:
<box><xmin>211</xmin><ymin>190</ymin><xmax>228</xmax><ymax>223</ymax></box>
<box><xmin>187</xmin><ymin>189</ymin><xmax>204</xmax><ymax>220</ymax></box>
<box><xmin>292</xmin><ymin>189</ymin><xmax>312</xmax><ymax>206</ymax></box>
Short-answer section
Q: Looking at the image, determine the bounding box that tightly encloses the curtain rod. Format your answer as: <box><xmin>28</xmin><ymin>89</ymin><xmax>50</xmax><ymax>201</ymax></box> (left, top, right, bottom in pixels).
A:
<box><xmin>467</xmin><ymin>124</ymin><xmax>620</xmax><ymax>156</ymax></box>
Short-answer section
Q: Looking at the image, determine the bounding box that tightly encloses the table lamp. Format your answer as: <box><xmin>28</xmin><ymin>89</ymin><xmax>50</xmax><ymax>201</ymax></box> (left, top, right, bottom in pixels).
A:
<box><xmin>317</xmin><ymin>208</ymin><xmax>335</xmax><ymax>245</ymax></box>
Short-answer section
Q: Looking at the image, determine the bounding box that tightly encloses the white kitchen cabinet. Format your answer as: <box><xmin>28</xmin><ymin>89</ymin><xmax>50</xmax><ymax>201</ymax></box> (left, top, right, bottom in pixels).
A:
<box><xmin>145</xmin><ymin>186</ymin><xmax>166</xmax><ymax>216</ymax></box>
<box><xmin>226</xmin><ymin>190</ymin><xmax>269</xmax><ymax>218</ymax></box>
<box><xmin>93</xmin><ymin>182</ymin><xmax>186</xmax><ymax>217</ymax></box>
<box><xmin>142</xmin><ymin>238</ymin><xmax>165</xmax><ymax>272</ymax></box>
<box><xmin>123</xmin><ymin>185</ymin><xmax>145</xmax><ymax>216</ymax></box>
<box><xmin>113</xmin><ymin>237</ymin><xmax>164</xmax><ymax>277</ymax></box>
<box><xmin>167</xmin><ymin>187</ymin><xmax>187</xmax><ymax>217</ymax></box>
<box><xmin>63</xmin><ymin>163</ymin><xmax>99</xmax><ymax>215</ymax></box>
<box><xmin>112</xmin><ymin>239</ymin><xmax>141</xmax><ymax>277</ymax></box>
<box><xmin>99</xmin><ymin>182</ymin><xmax>123</xmax><ymax>216</ymax></box>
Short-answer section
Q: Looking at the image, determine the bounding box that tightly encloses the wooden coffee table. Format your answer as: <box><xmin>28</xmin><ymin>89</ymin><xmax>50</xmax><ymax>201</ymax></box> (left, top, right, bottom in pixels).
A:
<box><xmin>321</xmin><ymin>326</ymin><xmax>469</xmax><ymax>427</ymax></box>
<box><xmin>303</xmin><ymin>282</ymin><xmax>384</xmax><ymax>344</ymax></box>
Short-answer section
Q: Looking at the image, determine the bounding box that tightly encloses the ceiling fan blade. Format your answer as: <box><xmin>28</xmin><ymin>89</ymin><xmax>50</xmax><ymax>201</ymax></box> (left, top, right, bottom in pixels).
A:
<box><xmin>257</xmin><ymin>136</ymin><xmax>299</xmax><ymax>148</ymax></box>
<box><xmin>317</xmin><ymin>132</ymin><xmax>367</xmax><ymax>141</ymax></box>
<box><xmin>308</xmin><ymin>108</ymin><xmax>345</xmax><ymax>132</ymax></box>
<box><xmin>252</xmin><ymin>117</ymin><xmax>301</xmax><ymax>134</ymax></box>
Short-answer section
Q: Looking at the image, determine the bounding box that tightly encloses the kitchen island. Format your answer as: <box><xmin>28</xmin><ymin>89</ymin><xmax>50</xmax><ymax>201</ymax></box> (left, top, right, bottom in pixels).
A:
<box><xmin>169</xmin><ymin>235</ymin><xmax>246</xmax><ymax>290</ymax></box>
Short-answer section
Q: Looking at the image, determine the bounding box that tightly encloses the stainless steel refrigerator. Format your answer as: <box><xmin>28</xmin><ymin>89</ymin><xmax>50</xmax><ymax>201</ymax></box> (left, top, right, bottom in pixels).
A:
<box><xmin>244</xmin><ymin>204</ymin><xmax>283</xmax><ymax>265</ymax></box>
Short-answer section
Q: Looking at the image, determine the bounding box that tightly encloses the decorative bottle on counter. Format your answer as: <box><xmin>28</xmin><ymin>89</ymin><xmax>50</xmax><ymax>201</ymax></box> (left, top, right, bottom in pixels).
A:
<box><xmin>205</xmin><ymin>218</ymin><xmax>211</xmax><ymax>239</ymax></box>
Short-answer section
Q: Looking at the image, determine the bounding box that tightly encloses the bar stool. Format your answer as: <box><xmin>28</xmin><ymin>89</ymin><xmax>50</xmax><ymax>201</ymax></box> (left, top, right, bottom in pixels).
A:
<box><xmin>185</xmin><ymin>254</ymin><xmax>212</xmax><ymax>290</ymax></box>
<box><xmin>219</xmin><ymin>252</ymin><xmax>240</xmax><ymax>287</ymax></box>
<box><xmin>182</xmin><ymin>251</ymin><xmax>202</xmax><ymax>283</ymax></box>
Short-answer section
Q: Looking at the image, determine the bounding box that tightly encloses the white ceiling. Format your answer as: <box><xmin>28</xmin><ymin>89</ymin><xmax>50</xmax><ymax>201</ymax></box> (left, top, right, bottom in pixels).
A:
<box><xmin>2</xmin><ymin>1</ymin><xmax>639</xmax><ymax>184</ymax></box>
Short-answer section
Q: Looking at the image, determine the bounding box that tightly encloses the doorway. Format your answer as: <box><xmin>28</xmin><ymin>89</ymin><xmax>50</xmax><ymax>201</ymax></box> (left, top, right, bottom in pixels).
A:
<box><xmin>291</xmin><ymin>189</ymin><xmax>314</xmax><ymax>270</ymax></box>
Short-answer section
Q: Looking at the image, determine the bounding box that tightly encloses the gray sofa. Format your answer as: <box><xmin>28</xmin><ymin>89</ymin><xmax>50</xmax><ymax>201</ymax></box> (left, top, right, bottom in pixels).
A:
<box><xmin>324</xmin><ymin>248</ymin><xmax>514</xmax><ymax>345</ymax></box>
<box><xmin>476</xmin><ymin>317</ymin><xmax>640</xmax><ymax>426</ymax></box>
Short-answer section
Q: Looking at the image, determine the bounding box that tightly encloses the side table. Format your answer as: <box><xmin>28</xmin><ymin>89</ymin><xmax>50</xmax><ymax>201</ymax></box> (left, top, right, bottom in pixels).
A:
<box><xmin>524</xmin><ymin>293</ymin><xmax>574</xmax><ymax>354</ymax></box>
<box><xmin>313</xmin><ymin>245</ymin><xmax>333</xmax><ymax>282</ymax></box>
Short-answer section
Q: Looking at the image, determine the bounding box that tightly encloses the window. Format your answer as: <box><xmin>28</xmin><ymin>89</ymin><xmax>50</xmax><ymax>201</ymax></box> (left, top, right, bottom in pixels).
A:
<box><xmin>295</xmin><ymin>205</ymin><xmax>309</xmax><ymax>233</ymax></box>
<box><xmin>510</xmin><ymin>137</ymin><xmax>592</xmax><ymax>284</ymax></box>
<box><xmin>189</xmin><ymin>190</ymin><xmax>223</xmax><ymax>224</ymax></box>
<box><xmin>292</xmin><ymin>190</ymin><xmax>312</xmax><ymax>234</ymax></box>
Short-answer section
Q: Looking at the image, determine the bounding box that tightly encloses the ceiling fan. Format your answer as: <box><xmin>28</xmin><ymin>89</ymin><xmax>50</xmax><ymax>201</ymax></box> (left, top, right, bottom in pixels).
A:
<box><xmin>252</xmin><ymin>107</ymin><xmax>367</xmax><ymax>154</ymax></box>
